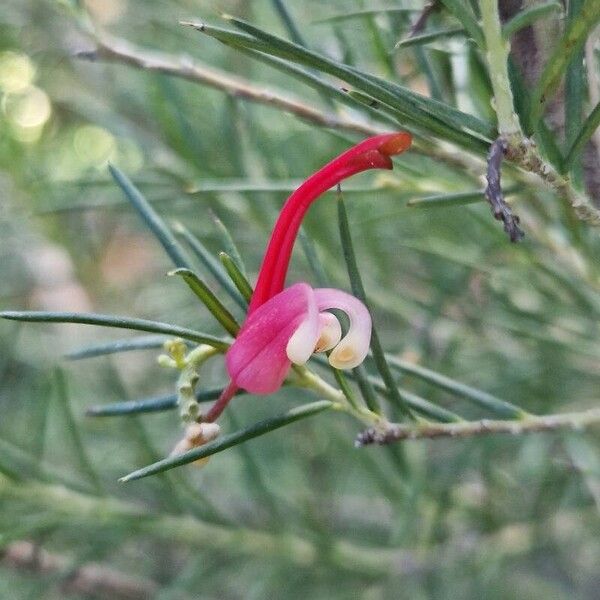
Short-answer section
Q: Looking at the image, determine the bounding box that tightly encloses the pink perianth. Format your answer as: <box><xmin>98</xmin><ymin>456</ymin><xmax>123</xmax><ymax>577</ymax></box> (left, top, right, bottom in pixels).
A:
<box><xmin>205</xmin><ymin>133</ymin><xmax>411</xmax><ymax>422</ymax></box>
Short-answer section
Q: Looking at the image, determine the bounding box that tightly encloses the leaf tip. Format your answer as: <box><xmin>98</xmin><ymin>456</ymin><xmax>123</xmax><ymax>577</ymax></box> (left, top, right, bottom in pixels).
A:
<box><xmin>180</xmin><ymin>20</ymin><xmax>204</xmax><ymax>31</ymax></box>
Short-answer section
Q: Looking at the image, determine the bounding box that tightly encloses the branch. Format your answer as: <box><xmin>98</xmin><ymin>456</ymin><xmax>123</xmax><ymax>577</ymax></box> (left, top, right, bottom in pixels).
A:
<box><xmin>480</xmin><ymin>0</ymin><xmax>600</xmax><ymax>225</ymax></box>
<box><xmin>356</xmin><ymin>407</ymin><xmax>600</xmax><ymax>445</ymax></box>
<box><xmin>1</xmin><ymin>541</ymin><xmax>157</xmax><ymax>600</ymax></box>
<box><xmin>505</xmin><ymin>138</ymin><xmax>600</xmax><ymax>225</ymax></box>
<box><xmin>77</xmin><ymin>34</ymin><xmax>376</xmax><ymax>137</ymax></box>
<box><xmin>480</xmin><ymin>0</ymin><xmax>522</xmax><ymax>136</ymax></box>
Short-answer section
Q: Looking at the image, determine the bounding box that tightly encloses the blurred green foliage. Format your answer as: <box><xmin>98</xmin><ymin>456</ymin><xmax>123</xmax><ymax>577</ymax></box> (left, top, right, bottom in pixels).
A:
<box><xmin>1</xmin><ymin>1</ymin><xmax>600</xmax><ymax>598</ymax></box>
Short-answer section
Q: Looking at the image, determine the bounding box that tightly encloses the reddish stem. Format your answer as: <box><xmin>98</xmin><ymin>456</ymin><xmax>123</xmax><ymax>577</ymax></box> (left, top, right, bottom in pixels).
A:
<box><xmin>204</xmin><ymin>381</ymin><xmax>239</xmax><ymax>422</ymax></box>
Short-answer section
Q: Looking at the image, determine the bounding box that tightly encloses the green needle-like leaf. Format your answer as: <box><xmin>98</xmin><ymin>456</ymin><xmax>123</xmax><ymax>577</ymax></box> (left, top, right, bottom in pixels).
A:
<box><xmin>186</xmin><ymin>180</ymin><xmax>375</xmax><ymax>194</ymax></box>
<box><xmin>564</xmin><ymin>102</ymin><xmax>600</xmax><ymax>170</ymax></box>
<box><xmin>86</xmin><ymin>387</ymin><xmax>245</xmax><ymax>417</ymax></box>
<box><xmin>313</xmin><ymin>355</ymin><xmax>463</xmax><ymax>422</ymax></box>
<box><xmin>530</xmin><ymin>0</ymin><xmax>600</xmax><ymax>125</ymax></box>
<box><xmin>386</xmin><ymin>355</ymin><xmax>527</xmax><ymax>419</ymax></box>
<box><xmin>120</xmin><ymin>400</ymin><xmax>332</xmax><ymax>481</ymax></box>
<box><xmin>271</xmin><ymin>0</ymin><xmax>306</xmax><ymax>46</ymax></box>
<box><xmin>194</xmin><ymin>19</ymin><xmax>494</xmax><ymax>150</ymax></box>
<box><xmin>53</xmin><ymin>369</ymin><xmax>103</xmax><ymax>494</ymax></box>
<box><xmin>210</xmin><ymin>211</ymin><xmax>247</xmax><ymax>277</ymax></box>
<box><xmin>337</xmin><ymin>196</ymin><xmax>411</xmax><ymax>419</ymax></box>
<box><xmin>564</xmin><ymin>0</ymin><xmax>585</xmax><ymax>187</ymax></box>
<box><xmin>65</xmin><ymin>335</ymin><xmax>169</xmax><ymax>360</ymax></box>
<box><xmin>394</xmin><ymin>27</ymin><xmax>465</xmax><ymax>50</ymax></box>
<box><xmin>219</xmin><ymin>252</ymin><xmax>253</xmax><ymax>303</ymax></box>
<box><xmin>109</xmin><ymin>164</ymin><xmax>193</xmax><ymax>269</ymax></box>
<box><xmin>407</xmin><ymin>187</ymin><xmax>519</xmax><ymax>208</ymax></box>
<box><xmin>312</xmin><ymin>7</ymin><xmax>421</xmax><ymax>24</ymax></box>
<box><xmin>87</xmin><ymin>393</ymin><xmax>179</xmax><ymax>416</ymax></box>
<box><xmin>169</xmin><ymin>268</ymin><xmax>239</xmax><ymax>336</ymax></box>
<box><xmin>0</xmin><ymin>311</ymin><xmax>229</xmax><ymax>350</ymax></box>
<box><xmin>502</xmin><ymin>1</ymin><xmax>562</xmax><ymax>39</ymax></box>
<box><xmin>407</xmin><ymin>190</ymin><xmax>484</xmax><ymax>207</ymax></box>
<box><xmin>175</xmin><ymin>223</ymin><xmax>247</xmax><ymax>310</ymax></box>
<box><xmin>352</xmin><ymin>364</ymin><xmax>383</xmax><ymax>414</ymax></box>
<box><xmin>438</xmin><ymin>0</ymin><xmax>484</xmax><ymax>47</ymax></box>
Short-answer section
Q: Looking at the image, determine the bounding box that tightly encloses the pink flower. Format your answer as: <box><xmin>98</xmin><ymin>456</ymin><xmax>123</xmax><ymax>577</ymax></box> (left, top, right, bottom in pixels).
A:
<box><xmin>204</xmin><ymin>133</ymin><xmax>412</xmax><ymax>422</ymax></box>
<box><xmin>226</xmin><ymin>283</ymin><xmax>372</xmax><ymax>394</ymax></box>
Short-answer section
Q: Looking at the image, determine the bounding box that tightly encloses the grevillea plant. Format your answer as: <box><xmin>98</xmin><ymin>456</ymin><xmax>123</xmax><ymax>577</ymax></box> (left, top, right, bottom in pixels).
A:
<box><xmin>3</xmin><ymin>1</ymin><xmax>600</xmax><ymax>595</ymax></box>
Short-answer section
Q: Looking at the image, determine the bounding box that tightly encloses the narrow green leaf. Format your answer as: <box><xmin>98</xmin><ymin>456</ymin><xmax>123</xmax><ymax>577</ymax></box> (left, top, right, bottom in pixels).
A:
<box><xmin>175</xmin><ymin>223</ymin><xmax>247</xmax><ymax>310</ymax></box>
<box><xmin>352</xmin><ymin>364</ymin><xmax>382</xmax><ymax>414</ymax></box>
<box><xmin>86</xmin><ymin>387</ymin><xmax>246</xmax><ymax>417</ymax></box>
<box><xmin>120</xmin><ymin>400</ymin><xmax>332</xmax><ymax>481</ymax></box>
<box><xmin>530</xmin><ymin>0</ymin><xmax>600</xmax><ymax>125</ymax></box>
<box><xmin>312</xmin><ymin>8</ymin><xmax>422</xmax><ymax>24</ymax></box>
<box><xmin>407</xmin><ymin>186</ymin><xmax>519</xmax><ymax>208</ymax></box>
<box><xmin>109</xmin><ymin>164</ymin><xmax>193</xmax><ymax>269</ymax></box>
<box><xmin>271</xmin><ymin>0</ymin><xmax>306</xmax><ymax>46</ymax></box>
<box><xmin>30</xmin><ymin>376</ymin><xmax>52</xmax><ymax>459</ymax></box>
<box><xmin>386</xmin><ymin>355</ymin><xmax>527</xmax><ymax>419</ymax></box>
<box><xmin>313</xmin><ymin>355</ymin><xmax>463</xmax><ymax>422</ymax></box>
<box><xmin>502</xmin><ymin>1</ymin><xmax>561</xmax><ymax>39</ymax></box>
<box><xmin>219</xmin><ymin>252</ymin><xmax>253</xmax><ymax>303</ymax></box>
<box><xmin>271</xmin><ymin>0</ymin><xmax>341</xmax><ymax>110</ymax></box>
<box><xmin>413</xmin><ymin>49</ymin><xmax>441</xmax><ymax>102</ymax></box>
<box><xmin>394</xmin><ymin>27</ymin><xmax>465</xmax><ymax>50</ymax></box>
<box><xmin>536</xmin><ymin>118</ymin><xmax>566</xmax><ymax>170</ymax></box>
<box><xmin>564</xmin><ymin>101</ymin><xmax>600</xmax><ymax>170</ymax></box>
<box><xmin>87</xmin><ymin>393</ymin><xmax>178</xmax><ymax>416</ymax></box>
<box><xmin>438</xmin><ymin>0</ymin><xmax>484</xmax><ymax>46</ymax></box>
<box><xmin>407</xmin><ymin>190</ymin><xmax>484</xmax><ymax>207</ymax></box>
<box><xmin>298</xmin><ymin>228</ymin><xmax>327</xmax><ymax>288</ymax></box>
<box><xmin>0</xmin><ymin>311</ymin><xmax>229</xmax><ymax>350</ymax></box>
<box><xmin>331</xmin><ymin>367</ymin><xmax>360</xmax><ymax>411</ymax></box>
<box><xmin>337</xmin><ymin>196</ymin><xmax>411</xmax><ymax>418</ymax></box>
<box><xmin>351</xmin><ymin>68</ymin><xmax>495</xmax><ymax>141</ymax></box>
<box><xmin>187</xmin><ymin>180</ymin><xmax>375</xmax><ymax>195</ymax></box>
<box><xmin>201</xmin><ymin>42</ymin><xmax>402</xmax><ymax>132</ymax></box>
<box><xmin>169</xmin><ymin>268</ymin><xmax>239</xmax><ymax>336</ymax></box>
<box><xmin>195</xmin><ymin>19</ymin><xmax>493</xmax><ymax>150</ymax></box>
<box><xmin>210</xmin><ymin>211</ymin><xmax>247</xmax><ymax>276</ymax></box>
<box><xmin>65</xmin><ymin>335</ymin><xmax>169</xmax><ymax>360</ymax></box>
<box><xmin>365</xmin><ymin>10</ymin><xmax>396</xmax><ymax>76</ymax></box>
<box><xmin>564</xmin><ymin>0</ymin><xmax>586</xmax><ymax>186</ymax></box>
<box><xmin>392</xmin><ymin>388</ymin><xmax>462</xmax><ymax>423</ymax></box>
<box><xmin>53</xmin><ymin>369</ymin><xmax>103</xmax><ymax>494</ymax></box>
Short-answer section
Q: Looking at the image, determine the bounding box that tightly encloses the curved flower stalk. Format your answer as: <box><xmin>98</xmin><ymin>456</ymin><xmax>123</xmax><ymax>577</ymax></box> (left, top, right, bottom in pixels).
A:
<box><xmin>204</xmin><ymin>132</ymin><xmax>412</xmax><ymax>423</ymax></box>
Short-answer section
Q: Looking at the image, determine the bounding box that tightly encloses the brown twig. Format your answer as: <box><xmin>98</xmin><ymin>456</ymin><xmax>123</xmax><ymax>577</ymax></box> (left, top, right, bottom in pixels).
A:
<box><xmin>1</xmin><ymin>541</ymin><xmax>158</xmax><ymax>600</ymax></box>
<box><xmin>356</xmin><ymin>407</ymin><xmax>600</xmax><ymax>445</ymax></box>
<box><xmin>485</xmin><ymin>137</ymin><xmax>524</xmax><ymax>242</ymax></box>
<box><xmin>76</xmin><ymin>35</ymin><xmax>376</xmax><ymax>137</ymax></box>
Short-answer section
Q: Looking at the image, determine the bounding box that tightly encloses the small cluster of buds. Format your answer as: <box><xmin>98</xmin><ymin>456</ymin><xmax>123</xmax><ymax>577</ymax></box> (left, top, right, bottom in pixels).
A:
<box><xmin>170</xmin><ymin>422</ymin><xmax>221</xmax><ymax>467</ymax></box>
